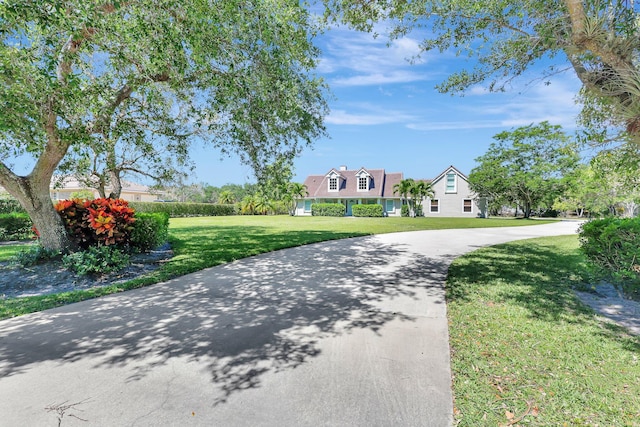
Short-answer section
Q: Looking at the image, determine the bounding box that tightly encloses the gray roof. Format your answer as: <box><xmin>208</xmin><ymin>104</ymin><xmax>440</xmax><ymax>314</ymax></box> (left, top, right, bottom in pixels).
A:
<box><xmin>303</xmin><ymin>168</ymin><xmax>404</xmax><ymax>199</ymax></box>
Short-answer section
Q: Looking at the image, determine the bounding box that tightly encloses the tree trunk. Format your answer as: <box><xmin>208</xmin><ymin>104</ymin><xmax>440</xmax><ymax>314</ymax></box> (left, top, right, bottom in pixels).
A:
<box><xmin>3</xmin><ymin>176</ymin><xmax>75</xmax><ymax>253</ymax></box>
<box><xmin>0</xmin><ymin>134</ymin><xmax>75</xmax><ymax>252</ymax></box>
<box><xmin>108</xmin><ymin>169</ymin><xmax>122</xmax><ymax>199</ymax></box>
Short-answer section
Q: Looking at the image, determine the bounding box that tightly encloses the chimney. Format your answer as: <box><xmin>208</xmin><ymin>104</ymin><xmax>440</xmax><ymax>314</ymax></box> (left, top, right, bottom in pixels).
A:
<box><xmin>339</xmin><ymin>165</ymin><xmax>347</xmax><ymax>171</ymax></box>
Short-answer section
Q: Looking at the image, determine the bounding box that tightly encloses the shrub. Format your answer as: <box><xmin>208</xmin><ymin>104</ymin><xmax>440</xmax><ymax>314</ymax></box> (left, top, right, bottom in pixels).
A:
<box><xmin>401</xmin><ymin>205</ymin><xmax>410</xmax><ymax>217</ymax></box>
<box><xmin>130</xmin><ymin>212</ymin><xmax>170</xmax><ymax>252</ymax></box>
<box><xmin>55</xmin><ymin>198</ymin><xmax>136</xmax><ymax>248</ymax></box>
<box><xmin>129</xmin><ymin>202</ymin><xmax>236</xmax><ymax>217</ymax></box>
<box><xmin>14</xmin><ymin>245</ymin><xmax>61</xmax><ymax>267</ymax></box>
<box><xmin>0</xmin><ymin>198</ymin><xmax>25</xmax><ymax>214</ymax></box>
<box><xmin>312</xmin><ymin>203</ymin><xmax>345</xmax><ymax>217</ymax></box>
<box><xmin>538</xmin><ymin>208</ymin><xmax>559</xmax><ymax>218</ymax></box>
<box><xmin>579</xmin><ymin>217</ymin><xmax>640</xmax><ymax>283</ymax></box>
<box><xmin>63</xmin><ymin>245</ymin><xmax>130</xmax><ymax>276</ymax></box>
<box><xmin>352</xmin><ymin>204</ymin><xmax>384</xmax><ymax>217</ymax></box>
<box><xmin>0</xmin><ymin>213</ymin><xmax>33</xmax><ymax>241</ymax></box>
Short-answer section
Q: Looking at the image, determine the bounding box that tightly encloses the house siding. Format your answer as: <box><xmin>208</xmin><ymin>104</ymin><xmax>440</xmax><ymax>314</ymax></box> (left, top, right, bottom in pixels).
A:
<box><xmin>423</xmin><ymin>167</ymin><xmax>486</xmax><ymax>217</ymax></box>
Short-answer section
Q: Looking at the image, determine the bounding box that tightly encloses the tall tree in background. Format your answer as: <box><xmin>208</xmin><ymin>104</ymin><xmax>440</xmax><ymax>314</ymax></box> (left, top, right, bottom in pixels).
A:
<box><xmin>469</xmin><ymin>122</ymin><xmax>580</xmax><ymax>218</ymax></box>
<box><xmin>0</xmin><ymin>1</ymin><xmax>327</xmax><ymax>251</ymax></box>
<box><xmin>323</xmin><ymin>0</ymin><xmax>640</xmax><ymax>146</ymax></box>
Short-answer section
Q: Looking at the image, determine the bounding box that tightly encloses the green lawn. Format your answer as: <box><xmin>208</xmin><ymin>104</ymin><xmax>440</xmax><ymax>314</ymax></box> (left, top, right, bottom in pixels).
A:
<box><xmin>447</xmin><ymin>235</ymin><xmax>640</xmax><ymax>426</ymax></box>
<box><xmin>0</xmin><ymin>244</ymin><xmax>29</xmax><ymax>262</ymax></box>
<box><xmin>0</xmin><ymin>215</ymin><xmax>554</xmax><ymax>319</ymax></box>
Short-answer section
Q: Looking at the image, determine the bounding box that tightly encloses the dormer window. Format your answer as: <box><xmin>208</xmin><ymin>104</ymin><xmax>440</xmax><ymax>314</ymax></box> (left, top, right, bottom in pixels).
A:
<box><xmin>358</xmin><ymin>176</ymin><xmax>367</xmax><ymax>190</ymax></box>
<box><xmin>325</xmin><ymin>169</ymin><xmax>344</xmax><ymax>192</ymax></box>
<box><xmin>355</xmin><ymin>168</ymin><xmax>371</xmax><ymax>192</ymax></box>
<box><xmin>329</xmin><ymin>177</ymin><xmax>338</xmax><ymax>191</ymax></box>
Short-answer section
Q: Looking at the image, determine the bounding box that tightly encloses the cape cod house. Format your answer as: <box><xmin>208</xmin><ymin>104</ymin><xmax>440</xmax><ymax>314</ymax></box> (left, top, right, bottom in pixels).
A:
<box><xmin>297</xmin><ymin>166</ymin><xmax>404</xmax><ymax>216</ymax></box>
<box><xmin>297</xmin><ymin>165</ymin><xmax>487</xmax><ymax>217</ymax></box>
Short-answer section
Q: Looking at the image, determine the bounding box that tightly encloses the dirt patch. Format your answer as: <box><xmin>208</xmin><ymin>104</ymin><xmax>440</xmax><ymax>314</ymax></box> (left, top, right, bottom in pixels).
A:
<box><xmin>0</xmin><ymin>244</ymin><xmax>173</xmax><ymax>299</ymax></box>
<box><xmin>575</xmin><ymin>283</ymin><xmax>640</xmax><ymax>336</ymax></box>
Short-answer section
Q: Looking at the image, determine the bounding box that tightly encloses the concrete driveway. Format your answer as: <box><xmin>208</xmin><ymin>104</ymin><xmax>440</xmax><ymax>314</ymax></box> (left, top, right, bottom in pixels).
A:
<box><xmin>0</xmin><ymin>221</ymin><xmax>581</xmax><ymax>426</ymax></box>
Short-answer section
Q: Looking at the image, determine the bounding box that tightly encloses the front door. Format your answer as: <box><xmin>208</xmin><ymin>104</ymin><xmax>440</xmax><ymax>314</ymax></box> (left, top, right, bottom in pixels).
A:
<box><xmin>346</xmin><ymin>200</ymin><xmax>357</xmax><ymax>216</ymax></box>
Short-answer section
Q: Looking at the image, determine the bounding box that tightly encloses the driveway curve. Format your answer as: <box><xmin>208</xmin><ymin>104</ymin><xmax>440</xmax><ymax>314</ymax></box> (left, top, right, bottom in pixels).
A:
<box><xmin>0</xmin><ymin>221</ymin><xmax>581</xmax><ymax>426</ymax></box>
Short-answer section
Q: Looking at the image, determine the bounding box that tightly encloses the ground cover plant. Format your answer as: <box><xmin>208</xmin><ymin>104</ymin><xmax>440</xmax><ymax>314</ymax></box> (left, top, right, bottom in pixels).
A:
<box><xmin>447</xmin><ymin>235</ymin><xmax>640</xmax><ymax>426</ymax></box>
<box><xmin>0</xmin><ymin>216</ymin><xmax>555</xmax><ymax>319</ymax></box>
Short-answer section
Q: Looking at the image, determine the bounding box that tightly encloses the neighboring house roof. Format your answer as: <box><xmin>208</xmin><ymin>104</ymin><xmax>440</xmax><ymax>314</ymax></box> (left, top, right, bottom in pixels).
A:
<box><xmin>304</xmin><ymin>167</ymin><xmax>404</xmax><ymax>198</ymax></box>
<box><xmin>51</xmin><ymin>177</ymin><xmax>152</xmax><ymax>194</ymax></box>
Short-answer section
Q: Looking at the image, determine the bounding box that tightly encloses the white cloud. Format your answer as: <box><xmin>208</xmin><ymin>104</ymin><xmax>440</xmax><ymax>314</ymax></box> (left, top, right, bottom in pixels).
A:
<box><xmin>326</xmin><ymin>105</ymin><xmax>416</xmax><ymax>125</ymax></box>
<box><xmin>333</xmin><ymin>71</ymin><xmax>428</xmax><ymax>87</ymax></box>
<box><xmin>319</xmin><ymin>27</ymin><xmax>434</xmax><ymax>87</ymax></box>
<box><xmin>407</xmin><ymin>75</ymin><xmax>583</xmax><ymax>132</ymax></box>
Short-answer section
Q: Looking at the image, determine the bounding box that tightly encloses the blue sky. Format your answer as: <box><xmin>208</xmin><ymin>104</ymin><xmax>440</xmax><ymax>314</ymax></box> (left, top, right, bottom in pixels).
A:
<box><xmin>192</xmin><ymin>23</ymin><xmax>585</xmax><ymax>186</ymax></box>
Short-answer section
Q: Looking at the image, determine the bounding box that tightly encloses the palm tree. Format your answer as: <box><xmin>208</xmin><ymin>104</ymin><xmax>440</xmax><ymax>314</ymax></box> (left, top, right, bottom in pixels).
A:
<box><xmin>218</xmin><ymin>190</ymin><xmax>236</xmax><ymax>205</ymax></box>
<box><xmin>285</xmin><ymin>182</ymin><xmax>308</xmax><ymax>216</ymax></box>
<box><xmin>409</xmin><ymin>180</ymin><xmax>435</xmax><ymax>217</ymax></box>
<box><xmin>253</xmin><ymin>193</ymin><xmax>273</xmax><ymax>215</ymax></box>
<box><xmin>393</xmin><ymin>178</ymin><xmax>415</xmax><ymax>217</ymax></box>
<box><xmin>239</xmin><ymin>194</ymin><xmax>257</xmax><ymax>215</ymax></box>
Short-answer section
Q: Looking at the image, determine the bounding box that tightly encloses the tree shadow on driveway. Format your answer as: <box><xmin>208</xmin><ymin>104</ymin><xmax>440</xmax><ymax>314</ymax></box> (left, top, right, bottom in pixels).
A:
<box><xmin>0</xmin><ymin>235</ymin><xmax>451</xmax><ymax>406</ymax></box>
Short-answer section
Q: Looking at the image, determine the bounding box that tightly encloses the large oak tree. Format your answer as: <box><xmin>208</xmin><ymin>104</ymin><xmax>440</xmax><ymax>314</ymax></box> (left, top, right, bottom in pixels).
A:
<box><xmin>0</xmin><ymin>1</ymin><xmax>327</xmax><ymax>251</ymax></box>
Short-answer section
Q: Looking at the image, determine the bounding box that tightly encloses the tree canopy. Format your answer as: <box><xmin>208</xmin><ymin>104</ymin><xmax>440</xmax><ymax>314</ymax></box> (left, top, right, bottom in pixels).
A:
<box><xmin>469</xmin><ymin>122</ymin><xmax>580</xmax><ymax>218</ymax></box>
<box><xmin>323</xmin><ymin>0</ymin><xmax>640</xmax><ymax>145</ymax></box>
<box><xmin>0</xmin><ymin>0</ymin><xmax>328</xmax><ymax>251</ymax></box>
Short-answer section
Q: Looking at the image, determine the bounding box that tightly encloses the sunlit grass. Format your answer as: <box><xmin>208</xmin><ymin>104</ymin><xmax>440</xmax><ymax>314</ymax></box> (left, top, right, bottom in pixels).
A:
<box><xmin>447</xmin><ymin>235</ymin><xmax>640</xmax><ymax>426</ymax></box>
<box><xmin>0</xmin><ymin>215</ymin><xmax>555</xmax><ymax>319</ymax></box>
<box><xmin>0</xmin><ymin>244</ymin><xmax>31</xmax><ymax>262</ymax></box>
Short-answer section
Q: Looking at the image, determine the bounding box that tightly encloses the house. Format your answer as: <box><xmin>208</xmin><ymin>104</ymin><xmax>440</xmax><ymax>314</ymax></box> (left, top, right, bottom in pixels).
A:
<box><xmin>50</xmin><ymin>177</ymin><xmax>160</xmax><ymax>202</ymax></box>
<box><xmin>298</xmin><ymin>165</ymin><xmax>487</xmax><ymax>217</ymax></box>
<box><xmin>422</xmin><ymin>166</ymin><xmax>487</xmax><ymax>218</ymax></box>
<box><xmin>297</xmin><ymin>166</ymin><xmax>404</xmax><ymax>216</ymax></box>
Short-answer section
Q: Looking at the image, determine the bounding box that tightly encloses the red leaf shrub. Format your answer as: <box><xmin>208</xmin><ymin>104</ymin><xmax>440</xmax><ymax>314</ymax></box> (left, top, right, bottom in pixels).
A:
<box><xmin>55</xmin><ymin>198</ymin><xmax>136</xmax><ymax>248</ymax></box>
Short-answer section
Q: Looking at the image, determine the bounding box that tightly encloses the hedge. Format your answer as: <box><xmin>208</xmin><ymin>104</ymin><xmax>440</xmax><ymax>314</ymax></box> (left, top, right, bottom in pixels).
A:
<box><xmin>401</xmin><ymin>204</ymin><xmax>423</xmax><ymax>217</ymax></box>
<box><xmin>130</xmin><ymin>212</ymin><xmax>170</xmax><ymax>252</ymax></box>
<box><xmin>129</xmin><ymin>202</ymin><xmax>236</xmax><ymax>217</ymax></box>
<box><xmin>579</xmin><ymin>217</ymin><xmax>640</xmax><ymax>283</ymax></box>
<box><xmin>0</xmin><ymin>198</ymin><xmax>25</xmax><ymax>214</ymax></box>
<box><xmin>352</xmin><ymin>204</ymin><xmax>384</xmax><ymax>217</ymax></box>
<box><xmin>311</xmin><ymin>203</ymin><xmax>345</xmax><ymax>217</ymax></box>
<box><xmin>0</xmin><ymin>213</ymin><xmax>33</xmax><ymax>241</ymax></box>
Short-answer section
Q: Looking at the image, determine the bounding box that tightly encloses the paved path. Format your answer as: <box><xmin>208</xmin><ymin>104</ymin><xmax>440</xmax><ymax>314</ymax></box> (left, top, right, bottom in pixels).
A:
<box><xmin>0</xmin><ymin>221</ymin><xmax>580</xmax><ymax>426</ymax></box>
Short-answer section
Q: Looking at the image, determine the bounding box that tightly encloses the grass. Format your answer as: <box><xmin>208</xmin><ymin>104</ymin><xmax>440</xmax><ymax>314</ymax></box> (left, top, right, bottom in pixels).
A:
<box><xmin>0</xmin><ymin>215</ymin><xmax>554</xmax><ymax>319</ymax></box>
<box><xmin>0</xmin><ymin>244</ymin><xmax>30</xmax><ymax>262</ymax></box>
<box><xmin>447</xmin><ymin>235</ymin><xmax>640</xmax><ymax>426</ymax></box>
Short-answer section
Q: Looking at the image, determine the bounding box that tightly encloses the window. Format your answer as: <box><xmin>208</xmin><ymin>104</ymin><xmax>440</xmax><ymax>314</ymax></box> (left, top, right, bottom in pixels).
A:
<box><xmin>304</xmin><ymin>200</ymin><xmax>312</xmax><ymax>212</ymax></box>
<box><xmin>463</xmin><ymin>199</ymin><xmax>472</xmax><ymax>213</ymax></box>
<box><xmin>329</xmin><ymin>177</ymin><xmax>338</xmax><ymax>191</ymax></box>
<box><xmin>386</xmin><ymin>200</ymin><xmax>394</xmax><ymax>212</ymax></box>
<box><xmin>430</xmin><ymin>199</ymin><xmax>439</xmax><ymax>213</ymax></box>
<box><xmin>358</xmin><ymin>176</ymin><xmax>368</xmax><ymax>190</ymax></box>
<box><xmin>445</xmin><ymin>172</ymin><xmax>456</xmax><ymax>193</ymax></box>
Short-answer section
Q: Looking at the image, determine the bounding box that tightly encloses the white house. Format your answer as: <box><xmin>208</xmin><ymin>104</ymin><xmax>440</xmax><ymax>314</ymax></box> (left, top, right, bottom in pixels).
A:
<box><xmin>297</xmin><ymin>165</ymin><xmax>487</xmax><ymax>217</ymax></box>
